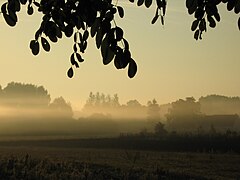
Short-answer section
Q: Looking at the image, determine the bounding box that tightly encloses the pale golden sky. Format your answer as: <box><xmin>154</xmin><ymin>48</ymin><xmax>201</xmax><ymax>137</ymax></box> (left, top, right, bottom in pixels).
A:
<box><xmin>0</xmin><ymin>1</ymin><xmax>239</xmax><ymax>110</ymax></box>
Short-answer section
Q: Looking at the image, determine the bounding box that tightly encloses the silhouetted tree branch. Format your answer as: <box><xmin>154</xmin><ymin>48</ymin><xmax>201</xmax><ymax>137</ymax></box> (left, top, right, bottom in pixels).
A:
<box><xmin>1</xmin><ymin>0</ymin><xmax>239</xmax><ymax>78</ymax></box>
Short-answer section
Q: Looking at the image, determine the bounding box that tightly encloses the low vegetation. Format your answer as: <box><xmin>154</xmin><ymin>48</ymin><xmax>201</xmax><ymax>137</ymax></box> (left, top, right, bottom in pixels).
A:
<box><xmin>0</xmin><ymin>147</ymin><xmax>239</xmax><ymax>179</ymax></box>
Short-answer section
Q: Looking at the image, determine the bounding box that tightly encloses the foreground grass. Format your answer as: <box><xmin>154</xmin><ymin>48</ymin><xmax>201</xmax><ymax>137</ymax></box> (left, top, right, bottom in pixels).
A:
<box><xmin>0</xmin><ymin>146</ymin><xmax>239</xmax><ymax>179</ymax></box>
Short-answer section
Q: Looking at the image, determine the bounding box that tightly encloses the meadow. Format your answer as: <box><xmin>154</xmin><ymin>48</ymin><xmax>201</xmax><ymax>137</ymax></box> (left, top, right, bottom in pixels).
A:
<box><xmin>0</xmin><ymin>138</ymin><xmax>240</xmax><ymax>179</ymax></box>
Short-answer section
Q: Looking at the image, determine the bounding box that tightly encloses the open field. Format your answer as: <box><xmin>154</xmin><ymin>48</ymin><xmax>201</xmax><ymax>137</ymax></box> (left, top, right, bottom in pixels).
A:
<box><xmin>0</xmin><ymin>140</ymin><xmax>240</xmax><ymax>179</ymax></box>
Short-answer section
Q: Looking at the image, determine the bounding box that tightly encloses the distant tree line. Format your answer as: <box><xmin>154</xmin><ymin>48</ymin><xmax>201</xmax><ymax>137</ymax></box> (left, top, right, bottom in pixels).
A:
<box><xmin>81</xmin><ymin>92</ymin><xmax>240</xmax><ymax>132</ymax></box>
<box><xmin>0</xmin><ymin>82</ymin><xmax>240</xmax><ymax>135</ymax></box>
<box><xmin>167</xmin><ymin>97</ymin><xmax>240</xmax><ymax>132</ymax></box>
<box><xmin>81</xmin><ymin>92</ymin><xmax>162</xmax><ymax>120</ymax></box>
<box><xmin>0</xmin><ymin>82</ymin><xmax>73</xmax><ymax>120</ymax></box>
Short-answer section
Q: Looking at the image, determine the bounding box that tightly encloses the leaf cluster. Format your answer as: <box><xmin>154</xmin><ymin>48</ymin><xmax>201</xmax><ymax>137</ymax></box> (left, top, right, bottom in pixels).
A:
<box><xmin>1</xmin><ymin>0</ymin><xmax>239</xmax><ymax>78</ymax></box>
<box><xmin>186</xmin><ymin>0</ymin><xmax>240</xmax><ymax>40</ymax></box>
<box><xmin>1</xmin><ymin>0</ymin><xmax>138</xmax><ymax>78</ymax></box>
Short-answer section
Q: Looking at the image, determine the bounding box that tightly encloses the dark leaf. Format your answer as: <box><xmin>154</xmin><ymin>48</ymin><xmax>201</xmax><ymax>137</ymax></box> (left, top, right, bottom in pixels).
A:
<box><xmin>8</xmin><ymin>11</ymin><xmax>18</xmax><ymax>23</ymax></box>
<box><xmin>76</xmin><ymin>53</ymin><xmax>84</xmax><ymax>62</ymax></box>
<box><xmin>82</xmin><ymin>41</ymin><xmax>87</xmax><ymax>52</ymax></box>
<box><xmin>30</xmin><ymin>40</ymin><xmax>35</xmax><ymax>49</ymax></box>
<box><xmin>191</xmin><ymin>19</ymin><xmax>199</xmax><ymax>31</ymax></box>
<box><xmin>30</xmin><ymin>40</ymin><xmax>40</xmax><ymax>55</ymax></box>
<box><xmin>199</xmin><ymin>30</ymin><xmax>203</xmax><ymax>40</ymax></box>
<box><xmin>227</xmin><ymin>0</ymin><xmax>236</xmax><ymax>11</ymax></box>
<box><xmin>234</xmin><ymin>0</ymin><xmax>240</xmax><ymax>13</ymax></box>
<box><xmin>213</xmin><ymin>13</ymin><xmax>221</xmax><ymax>22</ymax></box>
<box><xmin>65</xmin><ymin>25</ymin><xmax>74</xmax><ymax>37</ymax></box>
<box><xmin>74</xmin><ymin>32</ymin><xmax>78</xmax><ymax>42</ymax></box>
<box><xmin>117</xmin><ymin>6</ymin><xmax>124</xmax><ymax>18</ymax></box>
<box><xmin>187</xmin><ymin>0</ymin><xmax>197</xmax><ymax>14</ymax></box>
<box><xmin>33</xmin><ymin>2</ymin><xmax>40</xmax><ymax>7</ymax></box>
<box><xmin>137</xmin><ymin>0</ymin><xmax>144</xmax><ymax>6</ymax></box>
<box><xmin>15</xmin><ymin>0</ymin><xmax>21</xmax><ymax>12</ymax></box>
<box><xmin>105</xmin><ymin>11</ymin><xmax>114</xmax><ymax>21</ymax></box>
<box><xmin>70</xmin><ymin>53</ymin><xmax>75</xmax><ymax>65</ymax></box>
<box><xmin>152</xmin><ymin>8</ymin><xmax>159</xmax><ymax>24</ymax></box>
<box><xmin>27</xmin><ymin>5</ymin><xmax>33</xmax><ymax>15</ymax></box>
<box><xmin>195</xmin><ymin>8</ymin><xmax>204</xmax><ymax>20</ymax></box>
<box><xmin>114</xmin><ymin>50</ymin><xmax>123</xmax><ymax>69</ymax></box>
<box><xmin>128</xmin><ymin>59</ymin><xmax>137</xmax><ymax>78</ymax></box>
<box><xmin>115</xmin><ymin>27</ymin><xmax>124</xmax><ymax>41</ymax></box>
<box><xmin>111</xmin><ymin>7</ymin><xmax>117</xmax><ymax>14</ymax></box>
<box><xmin>90</xmin><ymin>18</ymin><xmax>100</xmax><ymax>37</ymax></box>
<box><xmin>78</xmin><ymin>42</ymin><xmax>84</xmax><ymax>52</ymax></box>
<box><xmin>83</xmin><ymin>30</ymin><xmax>89</xmax><ymax>41</ymax></box>
<box><xmin>194</xmin><ymin>29</ymin><xmax>200</xmax><ymax>40</ymax></box>
<box><xmin>79</xmin><ymin>32</ymin><xmax>83</xmax><ymax>42</ymax></box>
<box><xmin>96</xmin><ymin>28</ymin><xmax>103</xmax><ymax>49</ymax></box>
<box><xmin>129</xmin><ymin>0</ymin><xmax>134</xmax><ymax>2</ymax></box>
<box><xmin>206</xmin><ymin>4</ymin><xmax>218</xmax><ymax>16</ymax></box>
<box><xmin>186</xmin><ymin>0</ymin><xmax>194</xmax><ymax>9</ymax></box>
<box><xmin>101</xmin><ymin>37</ymin><xmax>109</xmax><ymax>61</ymax></box>
<box><xmin>67</xmin><ymin>67</ymin><xmax>74</xmax><ymax>78</ymax></box>
<box><xmin>41</xmin><ymin>37</ymin><xmax>50</xmax><ymax>52</ymax></box>
<box><xmin>156</xmin><ymin>0</ymin><xmax>163</xmax><ymax>8</ymax></box>
<box><xmin>160</xmin><ymin>15</ymin><xmax>164</xmax><ymax>25</ymax></box>
<box><xmin>73</xmin><ymin>44</ymin><xmax>78</xmax><ymax>52</ymax></box>
<box><xmin>101</xmin><ymin>36</ymin><xmax>114</xmax><ymax>65</ymax></box>
<box><xmin>49</xmin><ymin>35</ymin><xmax>58</xmax><ymax>43</ymax></box>
<box><xmin>199</xmin><ymin>19</ymin><xmax>206</xmax><ymax>31</ymax></box>
<box><xmin>207</xmin><ymin>15</ymin><xmax>216</xmax><ymax>28</ymax></box>
<box><xmin>214</xmin><ymin>0</ymin><xmax>222</xmax><ymax>5</ymax></box>
<box><xmin>20</xmin><ymin>0</ymin><xmax>27</xmax><ymax>5</ymax></box>
<box><xmin>70</xmin><ymin>53</ymin><xmax>79</xmax><ymax>68</ymax></box>
<box><xmin>162</xmin><ymin>0</ymin><xmax>167</xmax><ymax>16</ymax></box>
<box><xmin>70</xmin><ymin>53</ymin><xmax>75</xmax><ymax>64</ymax></box>
<box><xmin>3</xmin><ymin>13</ymin><xmax>16</xmax><ymax>26</ymax></box>
<box><xmin>120</xmin><ymin>50</ymin><xmax>131</xmax><ymax>69</ymax></box>
<box><xmin>101</xmin><ymin>20</ymin><xmax>111</xmax><ymax>35</ymax></box>
<box><xmin>104</xmin><ymin>48</ymin><xmax>114</xmax><ymax>65</ymax></box>
<box><xmin>1</xmin><ymin>3</ymin><xmax>7</xmax><ymax>14</ymax></box>
<box><xmin>145</xmin><ymin>0</ymin><xmax>153</xmax><ymax>8</ymax></box>
<box><xmin>75</xmin><ymin>63</ymin><xmax>80</xmax><ymax>68</ymax></box>
<box><xmin>35</xmin><ymin>29</ymin><xmax>42</xmax><ymax>40</ymax></box>
<box><xmin>75</xmin><ymin>16</ymin><xmax>82</xmax><ymax>30</ymax></box>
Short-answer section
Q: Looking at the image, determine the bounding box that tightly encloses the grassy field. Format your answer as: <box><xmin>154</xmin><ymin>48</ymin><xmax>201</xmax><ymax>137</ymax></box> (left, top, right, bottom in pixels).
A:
<box><xmin>0</xmin><ymin>144</ymin><xmax>240</xmax><ymax>179</ymax></box>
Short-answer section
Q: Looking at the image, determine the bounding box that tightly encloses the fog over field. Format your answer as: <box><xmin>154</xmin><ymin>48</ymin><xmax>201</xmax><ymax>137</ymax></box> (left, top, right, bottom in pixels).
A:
<box><xmin>0</xmin><ymin>82</ymin><xmax>239</xmax><ymax>138</ymax></box>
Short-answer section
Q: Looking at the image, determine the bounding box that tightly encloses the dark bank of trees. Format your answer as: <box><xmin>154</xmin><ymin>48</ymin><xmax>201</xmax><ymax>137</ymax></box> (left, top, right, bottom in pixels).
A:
<box><xmin>0</xmin><ymin>82</ymin><xmax>51</xmax><ymax>108</ymax></box>
<box><xmin>165</xmin><ymin>96</ymin><xmax>240</xmax><ymax>133</ymax></box>
<box><xmin>81</xmin><ymin>92</ymin><xmax>240</xmax><ymax>133</ymax></box>
<box><xmin>199</xmin><ymin>95</ymin><xmax>240</xmax><ymax>115</ymax></box>
<box><xmin>0</xmin><ymin>82</ymin><xmax>240</xmax><ymax>136</ymax></box>
<box><xmin>0</xmin><ymin>82</ymin><xmax>73</xmax><ymax>120</ymax></box>
<box><xmin>0</xmin><ymin>82</ymin><xmax>77</xmax><ymax>136</ymax></box>
<box><xmin>81</xmin><ymin>92</ymin><xmax>148</xmax><ymax>120</ymax></box>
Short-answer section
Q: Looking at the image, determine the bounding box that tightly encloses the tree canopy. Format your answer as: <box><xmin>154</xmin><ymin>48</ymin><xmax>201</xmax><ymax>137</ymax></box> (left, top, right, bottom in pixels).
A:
<box><xmin>1</xmin><ymin>0</ymin><xmax>239</xmax><ymax>78</ymax></box>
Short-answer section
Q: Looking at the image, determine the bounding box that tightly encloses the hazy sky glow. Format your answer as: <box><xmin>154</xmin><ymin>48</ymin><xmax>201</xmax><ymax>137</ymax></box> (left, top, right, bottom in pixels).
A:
<box><xmin>0</xmin><ymin>0</ymin><xmax>239</xmax><ymax>110</ymax></box>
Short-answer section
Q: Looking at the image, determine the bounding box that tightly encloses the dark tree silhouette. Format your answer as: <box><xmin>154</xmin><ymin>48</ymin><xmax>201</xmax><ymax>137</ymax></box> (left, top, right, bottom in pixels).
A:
<box><xmin>147</xmin><ymin>99</ymin><xmax>161</xmax><ymax>121</ymax></box>
<box><xmin>0</xmin><ymin>82</ymin><xmax>51</xmax><ymax>108</ymax></box>
<box><xmin>85</xmin><ymin>92</ymin><xmax>120</xmax><ymax>109</ymax></box>
<box><xmin>82</xmin><ymin>92</ymin><xmax>120</xmax><ymax>116</ymax></box>
<box><xmin>0</xmin><ymin>0</ymin><xmax>239</xmax><ymax>77</ymax></box>
<box><xmin>154</xmin><ymin>121</ymin><xmax>168</xmax><ymax>136</ymax></box>
<box><xmin>49</xmin><ymin>96</ymin><xmax>73</xmax><ymax>118</ymax></box>
<box><xmin>166</xmin><ymin>97</ymin><xmax>202</xmax><ymax>131</ymax></box>
<box><xmin>126</xmin><ymin>99</ymin><xmax>142</xmax><ymax>108</ymax></box>
<box><xmin>199</xmin><ymin>94</ymin><xmax>240</xmax><ymax>115</ymax></box>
